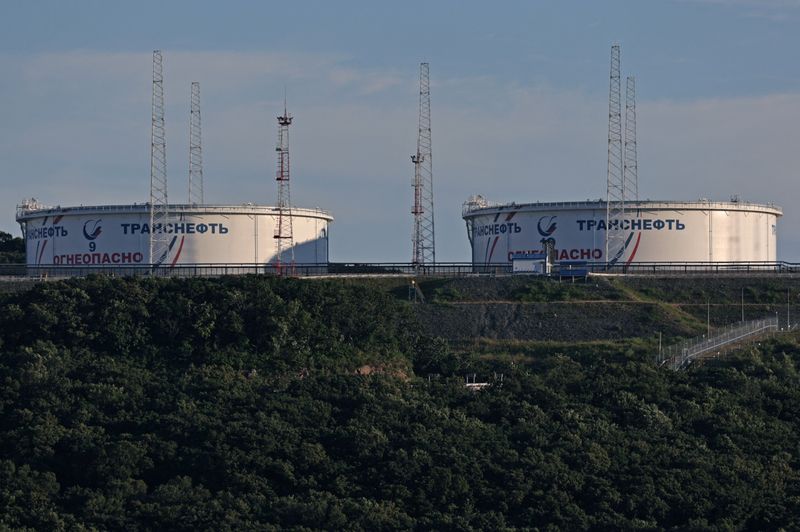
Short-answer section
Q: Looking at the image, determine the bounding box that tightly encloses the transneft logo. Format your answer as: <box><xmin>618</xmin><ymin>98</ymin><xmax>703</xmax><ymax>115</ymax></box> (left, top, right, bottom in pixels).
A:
<box><xmin>474</xmin><ymin>222</ymin><xmax>521</xmax><ymax>237</ymax></box>
<box><xmin>121</xmin><ymin>222</ymin><xmax>229</xmax><ymax>235</ymax></box>
<box><xmin>537</xmin><ymin>216</ymin><xmax>557</xmax><ymax>237</ymax></box>
<box><xmin>577</xmin><ymin>219</ymin><xmax>685</xmax><ymax>231</ymax></box>
<box><xmin>27</xmin><ymin>226</ymin><xmax>67</xmax><ymax>240</ymax></box>
<box><xmin>82</xmin><ymin>219</ymin><xmax>102</xmax><ymax>240</ymax></box>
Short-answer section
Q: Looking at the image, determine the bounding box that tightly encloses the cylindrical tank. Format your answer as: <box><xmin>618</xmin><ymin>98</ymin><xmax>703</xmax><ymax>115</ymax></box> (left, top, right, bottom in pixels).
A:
<box><xmin>16</xmin><ymin>202</ymin><xmax>332</xmax><ymax>266</ymax></box>
<box><xmin>462</xmin><ymin>197</ymin><xmax>781</xmax><ymax>264</ymax></box>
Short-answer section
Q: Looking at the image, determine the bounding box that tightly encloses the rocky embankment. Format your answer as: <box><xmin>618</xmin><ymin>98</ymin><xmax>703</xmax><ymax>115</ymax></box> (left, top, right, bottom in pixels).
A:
<box><xmin>410</xmin><ymin>275</ymin><xmax>800</xmax><ymax>342</ymax></box>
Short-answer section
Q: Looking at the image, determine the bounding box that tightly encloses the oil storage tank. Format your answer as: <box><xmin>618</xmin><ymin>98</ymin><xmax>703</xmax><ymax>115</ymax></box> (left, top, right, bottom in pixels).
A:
<box><xmin>16</xmin><ymin>200</ymin><xmax>332</xmax><ymax>268</ymax></box>
<box><xmin>463</xmin><ymin>196</ymin><xmax>781</xmax><ymax>265</ymax></box>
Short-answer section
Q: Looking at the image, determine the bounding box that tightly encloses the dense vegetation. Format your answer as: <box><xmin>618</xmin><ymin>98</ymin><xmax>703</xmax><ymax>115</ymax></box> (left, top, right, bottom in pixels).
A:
<box><xmin>2</xmin><ymin>276</ymin><xmax>800</xmax><ymax>529</ymax></box>
<box><xmin>0</xmin><ymin>230</ymin><xmax>24</xmax><ymax>264</ymax></box>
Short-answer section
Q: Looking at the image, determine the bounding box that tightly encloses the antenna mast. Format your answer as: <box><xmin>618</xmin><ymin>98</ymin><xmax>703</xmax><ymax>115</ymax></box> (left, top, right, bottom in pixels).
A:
<box><xmin>411</xmin><ymin>62</ymin><xmax>435</xmax><ymax>266</ymax></box>
<box><xmin>624</xmin><ymin>76</ymin><xmax>638</xmax><ymax>202</ymax></box>
<box><xmin>149</xmin><ymin>50</ymin><xmax>170</xmax><ymax>266</ymax></box>
<box><xmin>274</xmin><ymin>99</ymin><xmax>294</xmax><ymax>273</ymax></box>
<box><xmin>188</xmin><ymin>81</ymin><xmax>204</xmax><ymax>205</ymax></box>
<box><xmin>605</xmin><ymin>44</ymin><xmax>625</xmax><ymax>265</ymax></box>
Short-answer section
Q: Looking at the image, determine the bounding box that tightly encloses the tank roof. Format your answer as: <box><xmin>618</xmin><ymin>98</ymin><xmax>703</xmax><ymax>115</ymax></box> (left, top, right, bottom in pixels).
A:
<box><xmin>462</xmin><ymin>198</ymin><xmax>782</xmax><ymax>218</ymax></box>
<box><xmin>16</xmin><ymin>202</ymin><xmax>334</xmax><ymax>222</ymax></box>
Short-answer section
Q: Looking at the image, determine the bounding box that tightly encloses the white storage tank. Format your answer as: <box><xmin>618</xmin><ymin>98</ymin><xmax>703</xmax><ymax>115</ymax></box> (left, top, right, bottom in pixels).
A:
<box><xmin>16</xmin><ymin>201</ymin><xmax>332</xmax><ymax>267</ymax></box>
<box><xmin>463</xmin><ymin>197</ymin><xmax>781</xmax><ymax>265</ymax></box>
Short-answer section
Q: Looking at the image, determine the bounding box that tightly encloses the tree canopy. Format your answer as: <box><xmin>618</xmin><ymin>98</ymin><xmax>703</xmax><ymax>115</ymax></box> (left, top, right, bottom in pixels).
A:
<box><xmin>0</xmin><ymin>230</ymin><xmax>24</xmax><ymax>263</ymax></box>
<box><xmin>1</xmin><ymin>276</ymin><xmax>799</xmax><ymax>529</ymax></box>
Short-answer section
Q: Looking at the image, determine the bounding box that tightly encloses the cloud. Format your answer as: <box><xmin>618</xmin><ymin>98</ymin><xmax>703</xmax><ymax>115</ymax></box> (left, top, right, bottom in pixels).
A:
<box><xmin>674</xmin><ymin>0</ymin><xmax>800</xmax><ymax>21</ymax></box>
<box><xmin>677</xmin><ymin>0</ymin><xmax>800</xmax><ymax>7</ymax></box>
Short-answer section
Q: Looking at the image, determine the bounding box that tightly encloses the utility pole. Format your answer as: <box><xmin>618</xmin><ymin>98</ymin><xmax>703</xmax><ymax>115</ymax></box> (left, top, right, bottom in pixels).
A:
<box><xmin>149</xmin><ymin>50</ymin><xmax>170</xmax><ymax>266</ymax></box>
<box><xmin>741</xmin><ymin>287</ymin><xmax>744</xmax><ymax>322</ymax></box>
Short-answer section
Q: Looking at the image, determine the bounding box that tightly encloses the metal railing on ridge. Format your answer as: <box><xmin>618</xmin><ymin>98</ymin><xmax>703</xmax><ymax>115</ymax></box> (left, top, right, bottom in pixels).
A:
<box><xmin>4</xmin><ymin>260</ymin><xmax>800</xmax><ymax>279</ymax></box>
<box><xmin>657</xmin><ymin>316</ymin><xmax>785</xmax><ymax>370</ymax></box>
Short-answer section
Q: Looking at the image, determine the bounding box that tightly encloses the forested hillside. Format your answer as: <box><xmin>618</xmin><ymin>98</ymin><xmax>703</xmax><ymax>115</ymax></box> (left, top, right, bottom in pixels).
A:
<box><xmin>1</xmin><ymin>276</ymin><xmax>800</xmax><ymax>529</ymax></box>
<box><xmin>0</xmin><ymin>230</ymin><xmax>24</xmax><ymax>264</ymax></box>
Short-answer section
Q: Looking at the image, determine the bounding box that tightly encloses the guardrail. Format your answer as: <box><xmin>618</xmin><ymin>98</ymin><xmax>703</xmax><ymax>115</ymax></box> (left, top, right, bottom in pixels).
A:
<box><xmin>590</xmin><ymin>261</ymin><xmax>797</xmax><ymax>274</ymax></box>
<box><xmin>0</xmin><ymin>262</ymin><xmax>512</xmax><ymax>278</ymax></box>
<box><xmin>3</xmin><ymin>261</ymin><xmax>800</xmax><ymax>279</ymax></box>
<box><xmin>657</xmin><ymin>317</ymin><xmax>781</xmax><ymax>370</ymax></box>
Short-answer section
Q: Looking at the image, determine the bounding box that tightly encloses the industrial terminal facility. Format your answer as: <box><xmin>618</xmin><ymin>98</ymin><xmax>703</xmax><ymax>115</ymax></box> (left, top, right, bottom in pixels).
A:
<box><xmin>11</xmin><ymin>46</ymin><xmax>788</xmax><ymax>274</ymax></box>
<box><xmin>462</xmin><ymin>45</ymin><xmax>782</xmax><ymax>268</ymax></box>
<box><xmin>15</xmin><ymin>51</ymin><xmax>331</xmax><ymax>271</ymax></box>
<box><xmin>16</xmin><ymin>202</ymin><xmax>331</xmax><ymax>268</ymax></box>
<box><xmin>463</xmin><ymin>198</ymin><xmax>781</xmax><ymax>265</ymax></box>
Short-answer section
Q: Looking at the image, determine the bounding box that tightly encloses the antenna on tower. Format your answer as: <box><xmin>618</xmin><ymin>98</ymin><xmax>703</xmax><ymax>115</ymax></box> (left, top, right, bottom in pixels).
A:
<box><xmin>188</xmin><ymin>81</ymin><xmax>204</xmax><ymax>205</ymax></box>
<box><xmin>411</xmin><ymin>62</ymin><xmax>435</xmax><ymax>267</ymax></box>
<box><xmin>274</xmin><ymin>97</ymin><xmax>294</xmax><ymax>274</ymax></box>
<box><xmin>605</xmin><ymin>44</ymin><xmax>625</xmax><ymax>266</ymax></box>
<box><xmin>624</xmin><ymin>76</ymin><xmax>638</xmax><ymax>202</ymax></box>
<box><xmin>149</xmin><ymin>50</ymin><xmax>170</xmax><ymax>266</ymax></box>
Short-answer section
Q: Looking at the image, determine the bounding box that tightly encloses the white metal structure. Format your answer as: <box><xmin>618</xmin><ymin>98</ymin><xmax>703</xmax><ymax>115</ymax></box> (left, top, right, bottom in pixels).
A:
<box><xmin>463</xmin><ymin>199</ymin><xmax>781</xmax><ymax>265</ymax></box>
<box><xmin>17</xmin><ymin>203</ymin><xmax>331</xmax><ymax>267</ymax></box>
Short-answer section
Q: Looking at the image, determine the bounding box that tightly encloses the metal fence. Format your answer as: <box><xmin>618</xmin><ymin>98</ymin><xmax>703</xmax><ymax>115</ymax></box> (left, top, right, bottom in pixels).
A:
<box><xmin>4</xmin><ymin>260</ymin><xmax>800</xmax><ymax>279</ymax></box>
<box><xmin>657</xmin><ymin>317</ymin><xmax>780</xmax><ymax>370</ymax></box>
<box><xmin>0</xmin><ymin>262</ymin><xmax>505</xmax><ymax>279</ymax></box>
<box><xmin>591</xmin><ymin>261</ymin><xmax>797</xmax><ymax>275</ymax></box>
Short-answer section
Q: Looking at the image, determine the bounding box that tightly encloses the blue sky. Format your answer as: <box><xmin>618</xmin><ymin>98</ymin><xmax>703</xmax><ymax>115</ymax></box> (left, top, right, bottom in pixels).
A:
<box><xmin>2</xmin><ymin>0</ymin><xmax>799</xmax><ymax>260</ymax></box>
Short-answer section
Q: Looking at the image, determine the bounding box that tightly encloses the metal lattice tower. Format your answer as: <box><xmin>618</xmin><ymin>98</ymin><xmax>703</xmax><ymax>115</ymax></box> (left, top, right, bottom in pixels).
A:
<box><xmin>274</xmin><ymin>101</ymin><xmax>294</xmax><ymax>272</ymax></box>
<box><xmin>624</xmin><ymin>76</ymin><xmax>638</xmax><ymax>202</ymax></box>
<box><xmin>188</xmin><ymin>81</ymin><xmax>204</xmax><ymax>205</ymax></box>
<box><xmin>605</xmin><ymin>44</ymin><xmax>625</xmax><ymax>264</ymax></box>
<box><xmin>411</xmin><ymin>62</ymin><xmax>435</xmax><ymax>266</ymax></box>
<box><xmin>149</xmin><ymin>50</ymin><xmax>170</xmax><ymax>265</ymax></box>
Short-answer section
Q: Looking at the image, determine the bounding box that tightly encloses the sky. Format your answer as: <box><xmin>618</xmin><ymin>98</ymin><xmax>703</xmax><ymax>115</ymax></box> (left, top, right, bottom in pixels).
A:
<box><xmin>1</xmin><ymin>0</ymin><xmax>799</xmax><ymax>261</ymax></box>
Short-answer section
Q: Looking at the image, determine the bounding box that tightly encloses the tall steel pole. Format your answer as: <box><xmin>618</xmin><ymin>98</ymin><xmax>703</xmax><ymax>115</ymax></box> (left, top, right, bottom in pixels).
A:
<box><xmin>274</xmin><ymin>99</ymin><xmax>294</xmax><ymax>274</ymax></box>
<box><xmin>605</xmin><ymin>45</ymin><xmax>625</xmax><ymax>266</ymax></box>
<box><xmin>188</xmin><ymin>81</ymin><xmax>204</xmax><ymax>205</ymax></box>
<box><xmin>149</xmin><ymin>50</ymin><xmax>170</xmax><ymax>266</ymax></box>
<box><xmin>412</xmin><ymin>62</ymin><xmax>435</xmax><ymax>267</ymax></box>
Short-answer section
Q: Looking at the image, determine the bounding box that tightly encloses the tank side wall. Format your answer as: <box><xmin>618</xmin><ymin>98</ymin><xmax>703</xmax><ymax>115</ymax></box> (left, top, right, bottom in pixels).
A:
<box><xmin>466</xmin><ymin>206</ymin><xmax>778</xmax><ymax>263</ymax></box>
<box><xmin>22</xmin><ymin>212</ymin><xmax>330</xmax><ymax>265</ymax></box>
